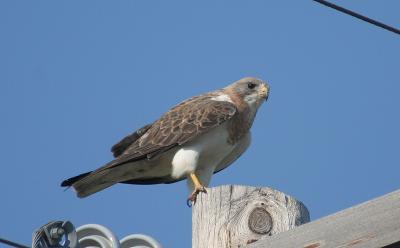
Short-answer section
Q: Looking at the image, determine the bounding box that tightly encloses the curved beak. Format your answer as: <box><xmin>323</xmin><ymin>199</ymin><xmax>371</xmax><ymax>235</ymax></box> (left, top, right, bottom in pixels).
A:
<box><xmin>259</xmin><ymin>83</ymin><xmax>270</xmax><ymax>101</ymax></box>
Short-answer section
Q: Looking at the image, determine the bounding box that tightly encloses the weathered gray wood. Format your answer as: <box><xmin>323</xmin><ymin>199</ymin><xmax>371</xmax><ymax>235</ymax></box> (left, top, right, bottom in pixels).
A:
<box><xmin>192</xmin><ymin>185</ymin><xmax>310</xmax><ymax>248</ymax></box>
<box><xmin>246</xmin><ymin>189</ymin><xmax>400</xmax><ymax>248</ymax></box>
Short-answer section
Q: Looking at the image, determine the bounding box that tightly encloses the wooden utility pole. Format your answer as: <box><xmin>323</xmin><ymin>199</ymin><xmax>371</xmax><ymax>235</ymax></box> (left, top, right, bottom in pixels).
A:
<box><xmin>192</xmin><ymin>185</ymin><xmax>310</xmax><ymax>248</ymax></box>
<box><xmin>246</xmin><ymin>189</ymin><xmax>400</xmax><ymax>248</ymax></box>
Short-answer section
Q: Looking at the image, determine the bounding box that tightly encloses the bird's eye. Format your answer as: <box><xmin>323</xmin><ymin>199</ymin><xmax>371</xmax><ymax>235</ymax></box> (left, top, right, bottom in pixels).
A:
<box><xmin>247</xmin><ymin>83</ymin><xmax>256</xmax><ymax>89</ymax></box>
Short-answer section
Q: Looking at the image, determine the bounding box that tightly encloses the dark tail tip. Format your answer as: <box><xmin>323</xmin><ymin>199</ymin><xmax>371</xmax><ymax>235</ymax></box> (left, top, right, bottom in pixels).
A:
<box><xmin>61</xmin><ymin>171</ymin><xmax>92</xmax><ymax>187</ymax></box>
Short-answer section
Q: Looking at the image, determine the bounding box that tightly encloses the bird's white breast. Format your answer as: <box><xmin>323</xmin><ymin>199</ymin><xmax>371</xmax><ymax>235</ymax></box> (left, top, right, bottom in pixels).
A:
<box><xmin>171</xmin><ymin>123</ymin><xmax>235</xmax><ymax>179</ymax></box>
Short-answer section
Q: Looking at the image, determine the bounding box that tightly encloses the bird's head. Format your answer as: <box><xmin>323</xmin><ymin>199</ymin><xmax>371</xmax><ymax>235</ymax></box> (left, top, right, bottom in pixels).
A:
<box><xmin>225</xmin><ymin>77</ymin><xmax>270</xmax><ymax>111</ymax></box>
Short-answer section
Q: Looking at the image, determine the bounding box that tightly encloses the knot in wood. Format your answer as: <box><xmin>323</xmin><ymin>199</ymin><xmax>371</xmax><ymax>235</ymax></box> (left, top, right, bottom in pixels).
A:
<box><xmin>248</xmin><ymin>207</ymin><xmax>272</xmax><ymax>235</ymax></box>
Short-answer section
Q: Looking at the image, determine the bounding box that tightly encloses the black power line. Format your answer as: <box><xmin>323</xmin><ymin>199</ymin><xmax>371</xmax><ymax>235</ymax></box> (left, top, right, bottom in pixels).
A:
<box><xmin>313</xmin><ymin>0</ymin><xmax>400</xmax><ymax>35</ymax></box>
<box><xmin>0</xmin><ymin>238</ymin><xmax>29</xmax><ymax>248</ymax></box>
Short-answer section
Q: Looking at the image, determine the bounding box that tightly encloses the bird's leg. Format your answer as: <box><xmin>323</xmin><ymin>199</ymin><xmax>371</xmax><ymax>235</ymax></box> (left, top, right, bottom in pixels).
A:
<box><xmin>187</xmin><ymin>172</ymin><xmax>207</xmax><ymax>207</ymax></box>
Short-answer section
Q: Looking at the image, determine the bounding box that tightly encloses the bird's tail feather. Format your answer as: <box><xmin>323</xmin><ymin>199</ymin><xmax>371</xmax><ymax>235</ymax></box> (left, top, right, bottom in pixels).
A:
<box><xmin>63</xmin><ymin>162</ymin><xmax>145</xmax><ymax>198</ymax></box>
<box><xmin>75</xmin><ymin>179</ymin><xmax>116</xmax><ymax>198</ymax></box>
<box><xmin>61</xmin><ymin>171</ymin><xmax>92</xmax><ymax>187</ymax></box>
<box><xmin>62</xmin><ymin>169</ymin><xmax>122</xmax><ymax>198</ymax></box>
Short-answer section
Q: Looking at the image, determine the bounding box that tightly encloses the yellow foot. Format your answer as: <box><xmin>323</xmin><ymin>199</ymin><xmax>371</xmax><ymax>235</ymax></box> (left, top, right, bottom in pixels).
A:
<box><xmin>187</xmin><ymin>186</ymin><xmax>207</xmax><ymax>207</ymax></box>
<box><xmin>186</xmin><ymin>172</ymin><xmax>207</xmax><ymax>207</ymax></box>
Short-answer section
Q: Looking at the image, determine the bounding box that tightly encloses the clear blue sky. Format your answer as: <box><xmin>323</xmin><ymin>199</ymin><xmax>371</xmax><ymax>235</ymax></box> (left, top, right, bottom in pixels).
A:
<box><xmin>1</xmin><ymin>1</ymin><xmax>399</xmax><ymax>247</ymax></box>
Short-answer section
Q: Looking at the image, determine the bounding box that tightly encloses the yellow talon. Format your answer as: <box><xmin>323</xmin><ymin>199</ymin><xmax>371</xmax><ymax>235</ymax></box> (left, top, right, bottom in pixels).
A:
<box><xmin>187</xmin><ymin>173</ymin><xmax>207</xmax><ymax>207</ymax></box>
<box><xmin>190</xmin><ymin>172</ymin><xmax>203</xmax><ymax>189</ymax></box>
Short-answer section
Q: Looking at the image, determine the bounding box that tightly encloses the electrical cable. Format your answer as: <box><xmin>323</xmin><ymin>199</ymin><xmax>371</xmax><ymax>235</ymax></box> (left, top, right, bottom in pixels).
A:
<box><xmin>0</xmin><ymin>238</ymin><xmax>29</xmax><ymax>248</ymax></box>
<box><xmin>313</xmin><ymin>0</ymin><xmax>400</xmax><ymax>35</ymax></box>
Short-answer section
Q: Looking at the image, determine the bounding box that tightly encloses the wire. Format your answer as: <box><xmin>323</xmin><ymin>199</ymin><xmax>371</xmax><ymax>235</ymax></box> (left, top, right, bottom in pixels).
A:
<box><xmin>0</xmin><ymin>238</ymin><xmax>29</xmax><ymax>248</ymax></box>
<box><xmin>313</xmin><ymin>0</ymin><xmax>400</xmax><ymax>35</ymax></box>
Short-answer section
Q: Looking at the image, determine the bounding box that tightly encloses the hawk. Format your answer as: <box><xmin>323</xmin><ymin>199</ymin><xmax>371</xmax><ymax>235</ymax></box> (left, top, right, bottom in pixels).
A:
<box><xmin>61</xmin><ymin>77</ymin><xmax>270</xmax><ymax>205</ymax></box>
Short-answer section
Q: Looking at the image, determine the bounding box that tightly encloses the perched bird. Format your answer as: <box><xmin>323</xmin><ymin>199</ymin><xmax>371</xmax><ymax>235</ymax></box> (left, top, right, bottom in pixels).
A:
<box><xmin>61</xmin><ymin>77</ymin><xmax>270</xmax><ymax>205</ymax></box>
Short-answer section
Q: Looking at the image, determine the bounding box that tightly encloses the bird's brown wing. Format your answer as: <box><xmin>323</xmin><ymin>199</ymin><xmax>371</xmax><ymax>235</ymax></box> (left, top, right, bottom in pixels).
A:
<box><xmin>61</xmin><ymin>94</ymin><xmax>237</xmax><ymax>188</ymax></box>
<box><xmin>97</xmin><ymin>94</ymin><xmax>237</xmax><ymax>172</ymax></box>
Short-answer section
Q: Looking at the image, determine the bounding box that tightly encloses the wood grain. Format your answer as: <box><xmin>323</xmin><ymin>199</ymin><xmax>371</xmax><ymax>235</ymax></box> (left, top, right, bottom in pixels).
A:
<box><xmin>192</xmin><ymin>185</ymin><xmax>310</xmax><ymax>248</ymax></box>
